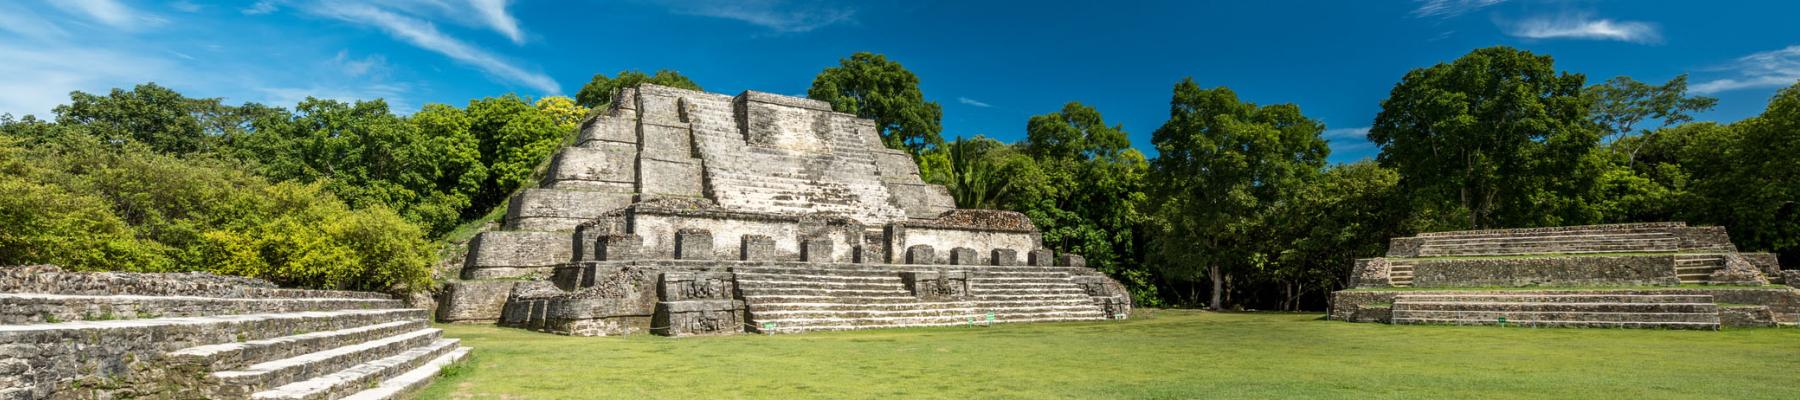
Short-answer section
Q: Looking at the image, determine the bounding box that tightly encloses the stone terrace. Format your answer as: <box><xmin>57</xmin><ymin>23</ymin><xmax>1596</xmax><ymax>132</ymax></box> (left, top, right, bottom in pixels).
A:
<box><xmin>0</xmin><ymin>265</ymin><xmax>469</xmax><ymax>399</ymax></box>
<box><xmin>1333</xmin><ymin>222</ymin><xmax>1796</xmax><ymax>329</ymax></box>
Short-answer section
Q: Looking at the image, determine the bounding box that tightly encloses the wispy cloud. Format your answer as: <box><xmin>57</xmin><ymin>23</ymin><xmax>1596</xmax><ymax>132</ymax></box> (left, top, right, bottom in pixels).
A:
<box><xmin>468</xmin><ymin>0</ymin><xmax>524</xmax><ymax>44</ymax></box>
<box><xmin>0</xmin><ymin>43</ymin><xmax>173</xmax><ymax>117</ymax></box>
<box><xmin>333</xmin><ymin>50</ymin><xmax>388</xmax><ymax>78</ymax></box>
<box><xmin>1693</xmin><ymin>45</ymin><xmax>1800</xmax><ymax>94</ymax></box>
<box><xmin>1322</xmin><ymin>127</ymin><xmax>1370</xmax><ymax>140</ymax></box>
<box><xmin>658</xmin><ymin>0</ymin><xmax>856</xmax><ymax>33</ymax></box>
<box><xmin>51</xmin><ymin>0</ymin><xmax>164</xmax><ymax>29</ymax></box>
<box><xmin>1412</xmin><ymin>0</ymin><xmax>1506</xmax><ymax>18</ymax></box>
<box><xmin>957</xmin><ymin>97</ymin><xmax>991</xmax><ymax>108</ymax></box>
<box><xmin>242</xmin><ymin>1</ymin><xmax>279</xmax><ymax>15</ymax></box>
<box><xmin>306</xmin><ymin>1</ymin><xmax>560</xmax><ymax>94</ymax></box>
<box><xmin>169</xmin><ymin>1</ymin><xmax>203</xmax><ymax>13</ymax></box>
<box><xmin>1504</xmin><ymin>13</ymin><xmax>1661</xmax><ymax>44</ymax></box>
<box><xmin>0</xmin><ymin>3</ymin><xmax>69</xmax><ymax>39</ymax></box>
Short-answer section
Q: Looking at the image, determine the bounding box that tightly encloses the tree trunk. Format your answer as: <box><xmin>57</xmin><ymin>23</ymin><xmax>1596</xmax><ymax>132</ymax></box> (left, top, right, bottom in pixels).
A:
<box><xmin>1208</xmin><ymin>265</ymin><xmax>1224</xmax><ymax>311</ymax></box>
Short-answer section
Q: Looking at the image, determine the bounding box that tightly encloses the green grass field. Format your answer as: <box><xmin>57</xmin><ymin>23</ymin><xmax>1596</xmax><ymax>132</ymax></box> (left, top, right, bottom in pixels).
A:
<box><xmin>419</xmin><ymin>310</ymin><xmax>1800</xmax><ymax>399</ymax></box>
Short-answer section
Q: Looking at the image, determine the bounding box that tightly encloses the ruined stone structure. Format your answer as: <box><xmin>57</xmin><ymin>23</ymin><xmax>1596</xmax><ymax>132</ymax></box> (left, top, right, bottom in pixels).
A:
<box><xmin>1331</xmin><ymin>222</ymin><xmax>1798</xmax><ymax>329</ymax></box>
<box><xmin>439</xmin><ymin>84</ymin><xmax>1130</xmax><ymax>336</ymax></box>
<box><xmin>0</xmin><ymin>265</ymin><xmax>467</xmax><ymax>399</ymax></box>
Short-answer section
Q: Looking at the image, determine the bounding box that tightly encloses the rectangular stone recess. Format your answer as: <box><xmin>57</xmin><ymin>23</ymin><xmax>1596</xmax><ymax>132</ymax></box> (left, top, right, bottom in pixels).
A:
<box><xmin>659</xmin><ymin>271</ymin><xmax>736</xmax><ymax>301</ymax></box>
<box><xmin>1028</xmin><ymin>249</ymin><xmax>1055</xmax><ymax>266</ymax></box>
<box><xmin>1407</xmin><ymin>255</ymin><xmax>1682</xmax><ymax>288</ymax></box>
<box><xmin>437</xmin><ymin>280</ymin><xmax>519</xmax><ymax>323</ymax></box>
<box><xmin>597</xmin><ymin>234</ymin><xmax>642</xmax><ymax>261</ymax></box>
<box><xmin>674</xmin><ymin>229</ymin><xmax>714</xmax><ymax>260</ymax></box>
<box><xmin>906</xmin><ymin>245</ymin><xmax>936</xmax><ymax>265</ymax></box>
<box><xmin>463</xmin><ymin>231</ymin><xmax>573</xmax><ymax>279</ymax></box>
<box><xmin>1057</xmin><ymin>254</ymin><xmax>1087</xmax><ymax>268</ymax></box>
<box><xmin>636</xmin><ymin>158</ymin><xmax>704</xmax><ymax>198</ymax></box>
<box><xmin>949</xmin><ymin>247</ymin><xmax>979</xmax><ymax>265</ymax></box>
<box><xmin>991</xmin><ymin>249</ymin><xmax>1019</xmax><ymax>266</ymax></box>
<box><xmin>652</xmin><ymin>299</ymin><xmax>745</xmax><ymax>337</ymax></box>
<box><xmin>741</xmin><ymin>235</ymin><xmax>776</xmax><ymax>260</ymax></box>
<box><xmin>900</xmin><ymin>271</ymin><xmax>969</xmax><ymax>301</ymax></box>
<box><xmin>801</xmin><ymin>237</ymin><xmax>834</xmax><ymax>262</ymax></box>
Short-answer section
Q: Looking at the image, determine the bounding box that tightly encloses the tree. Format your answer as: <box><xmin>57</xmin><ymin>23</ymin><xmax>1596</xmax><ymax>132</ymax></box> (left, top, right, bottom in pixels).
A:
<box><xmin>1149</xmin><ymin>80</ymin><xmax>1327</xmax><ymax>310</ymax></box>
<box><xmin>1369</xmin><ymin>46</ymin><xmax>1603</xmax><ymax>229</ymax></box>
<box><xmin>52</xmin><ymin>83</ymin><xmax>248</xmax><ymax>155</ymax></box>
<box><xmin>466</xmin><ymin>95</ymin><xmax>564</xmax><ymax>211</ymax></box>
<box><xmin>808</xmin><ymin>52</ymin><xmax>944</xmax><ymax>156</ymax></box>
<box><xmin>1263</xmin><ymin>162</ymin><xmax>1409</xmax><ymax>310</ymax></box>
<box><xmin>1685</xmin><ymin>83</ymin><xmax>1800</xmax><ymax>260</ymax></box>
<box><xmin>1588</xmin><ymin>74</ymin><xmax>1717</xmax><ymax>163</ymax></box>
<box><xmin>574</xmin><ymin>70</ymin><xmax>701</xmax><ymax>108</ymax></box>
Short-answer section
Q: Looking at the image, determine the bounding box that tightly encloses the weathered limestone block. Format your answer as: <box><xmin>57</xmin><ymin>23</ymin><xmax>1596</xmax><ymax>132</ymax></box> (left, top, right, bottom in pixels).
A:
<box><xmin>1674</xmin><ymin>226</ymin><xmax>1738</xmax><ymax>251</ymax></box>
<box><xmin>906</xmin><ymin>245</ymin><xmax>936</xmax><ymax>265</ymax></box>
<box><xmin>886</xmin><ymin>182</ymin><xmax>955</xmax><ymax>218</ymax></box>
<box><xmin>1742</xmin><ymin>252</ymin><xmax>1784</xmax><ymax>279</ymax></box>
<box><xmin>1719</xmin><ymin>306</ymin><xmax>1777</xmax><ymax>327</ymax></box>
<box><xmin>575</xmin><ymin>113</ymin><xmax>638</xmax><ymax>145</ymax></box>
<box><xmin>637</xmin><ymin>92</ymin><xmax>687</xmax><ymax>126</ymax></box>
<box><xmin>1709</xmin><ymin>254</ymin><xmax>1771</xmax><ymax>286</ymax></box>
<box><xmin>872</xmin><ymin>150</ymin><xmax>924</xmax><ymax>184</ymax></box>
<box><xmin>1057</xmin><ymin>253</ymin><xmax>1087</xmax><ymax>268</ymax></box>
<box><xmin>638</xmin><ymin>123</ymin><xmax>696</xmax><ymax>162</ymax></box>
<box><xmin>660</xmin><ymin>271</ymin><xmax>736</xmax><ymax>301</ymax></box>
<box><xmin>1386</xmin><ymin>237</ymin><xmax>1425</xmax><ymax>257</ymax></box>
<box><xmin>1352</xmin><ymin>258</ymin><xmax>1393</xmax><ymax>289</ymax></box>
<box><xmin>1072</xmin><ymin>276</ymin><xmax>1115</xmax><ymax>297</ymax></box>
<box><xmin>1408</xmin><ymin>255</ymin><xmax>1680</xmax><ymax>287</ymax></box>
<box><xmin>901</xmin><ymin>271</ymin><xmax>969</xmax><ymax>301</ymax></box>
<box><xmin>537</xmin><ymin>266</ymin><xmax>661</xmax><ymax>336</ymax></box>
<box><xmin>801</xmin><ymin>237</ymin><xmax>833</xmax><ymax>262</ymax></box>
<box><xmin>675</xmin><ymin>229</ymin><xmax>714</xmax><ymax>260</ymax></box>
<box><xmin>504</xmin><ymin>189</ymin><xmax>633</xmax><ymax>231</ymax></box>
<box><xmin>436</xmin><ymin>280</ymin><xmax>519</xmax><ymax>323</ymax></box>
<box><xmin>653</xmin><ymin>299</ymin><xmax>746</xmax><ymax>337</ymax></box>
<box><xmin>991</xmin><ymin>249</ymin><xmax>1019</xmax><ymax>266</ymax></box>
<box><xmin>463</xmin><ymin>231</ymin><xmax>572</xmax><ymax>279</ymax></box>
<box><xmin>638</xmin><ymin>158</ymin><xmax>704</xmax><ymax>198</ymax></box>
<box><xmin>1784</xmin><ymin>271</ymin><xmax>1800</xmax><ymax>288</ymax></box>
<box><xmin>1027</xmin><ymin>249</ymin><xmax>1055</xmax><ymax>266</ymax></box>
<box><xmin>949</xmin><ymin>247</ymin><xmax>979</xmax><ymax>265</ymax></box>
<box><xmin>741</xmin><ymin>235</ymin><xmax>776</xmax><ymax>260</ymax></box>
<box><xmin>1097</xmin><ymin>296</ymin><xmax>1130</xmax><ymax>319</ymax></box>
<box><xmin>543</xmin><ymin>143</ymin><xmax>637</xmax><ymax>189</ymax></box>
<box><xmin>596</xmin><ymin>233</ymin><xmax>642</xmax><ymax>261</ymax></box>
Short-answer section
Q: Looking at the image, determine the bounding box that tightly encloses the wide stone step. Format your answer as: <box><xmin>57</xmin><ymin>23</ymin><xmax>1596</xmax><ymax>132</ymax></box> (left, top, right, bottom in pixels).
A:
<box><xmin>168</xmin><ymin>320</ymin><xmax>427</xmax><ymax>372</ymax></box>
<box><xmin>212</xmin><ymin>328</ymin><xmax>442</xmax><ymax>396</ymax></box>
<box><xmin>1392</xmin><ymin>309</ymin><xmax>1718</xmax><ymax>322</ymax></box>
<box><xmin>734</xmin><ymin>278</ymin><xmax>903</xmax><ymax>291</ymax></box>
<box><xmin>732</xmin><ymin>268</ymin><xmax>909</xmax><ymax>278</ymax></box>
<box><xmin>1415</xmin><ymin>228</ymin><xmax>1682</xmax><ymax>240</ymax></box>
<box><xmin>250</xmin><ymin>339</ymin><xmax>464</xmax><ymax>400</ymax></box>
<box><xmin>750</xmin><ymin>307</ymin><xmax>980</xmax><ymax>320</ymax></box>
<box><xmin>742</xmin><ymin>295</ymin><xmax>922</xmax><ymax>304</ymax></box>
<box><xmin>749</xmin><ymin>301</ymin><xmax>977</xmax><ymax>312</ymax></box>
<box><xmin>0</xmin><ymin>293</ymin><xmax>406</xmax><ymax>324</ymax></box>
<box><xmin>1421</xmin><ymin>232</ymin><xmax>1676</xmax><ymax>243</ymax></box>
<box><xmin>1389</xmin><ymin>315</ymin><xmax>1713</xmax><ymax>327</ymax></box>
<box><xmin>1394</xmin><ymin>294</ymin><xmax>1714</xmax><ymax>303</ymax></box>
<box><xmin>973</xmin><ymin>293</ymin><xmax>1099</xmax><ymax>301</ymax></box>
<box><xmin>338</xmin><ymin>345</ymin><xmax>472</xmax><ymax>400</ymax></box>
<box><xmin>0</xmin><ymin>308</ymin><xmax>428</xmax><ymax>346</ymax></box>
<box><xmin>739</xmin><ymin>287</ymin><xmax>911</xmax><ymax>297</ymax></box>
<box><xmin>1393</xmin><ymin>302</ymin><xmax>1718</xmax><ymax>313</ymax></box>
<box><xmin>971</xmin><ymin>288</ymin><xmax>1090</xmax><ymax>296</ymax></box>
<box><xmin>734</xmin><ymin>272</ymin><xmax>899</xmax><ymax>283</ymax></box>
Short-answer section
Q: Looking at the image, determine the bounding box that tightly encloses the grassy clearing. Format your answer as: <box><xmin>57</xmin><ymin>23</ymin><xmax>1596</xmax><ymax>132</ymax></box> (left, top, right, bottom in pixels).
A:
<box><xmin>419</xmin><ymin>310</ymin><xmax>1800</xmax><ymax>399</ymax></box>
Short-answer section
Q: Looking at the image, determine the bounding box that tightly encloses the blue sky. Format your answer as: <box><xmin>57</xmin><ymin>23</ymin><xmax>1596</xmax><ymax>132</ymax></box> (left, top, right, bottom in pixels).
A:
<box><xmin>3</xmin><ymin>1</ymin><xmax>1798</xmax><ymax>163</ymax></box>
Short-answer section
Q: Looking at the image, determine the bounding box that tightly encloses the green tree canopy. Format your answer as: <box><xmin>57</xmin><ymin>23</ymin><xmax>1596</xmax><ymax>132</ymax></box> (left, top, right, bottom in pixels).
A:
<box><xmin>1369</xmin><ymin>46</ymin><xmax>1602</xmax><ymax>229</ymax></box>
<box><xmin>1149</xmin><ymin>80</ymin><xmax>1327</xmax><ymax>309</ymax></box>
<box><xmin>808</xmin><ymin>52</ymin><xmax>944</xmax><ymax>156</ymax></box>
<box><xmin>52</xmin><ymin>83</ymin><xmax>276</xmax><ymax>155</ymax></box>
<box><xmin>574</xmin><ymin>70</ymin><xmax>702</xmax><ymax>108</ymax></box>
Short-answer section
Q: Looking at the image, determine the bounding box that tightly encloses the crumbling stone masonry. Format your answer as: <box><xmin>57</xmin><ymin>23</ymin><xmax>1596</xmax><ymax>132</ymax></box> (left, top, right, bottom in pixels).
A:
<box><xmin>0</xmin><ymin>265</ymin><xmax>469</xmax><ymax>399</ymax></box>
<box><xmin>438</xmin><ymin>84</ymin><xmax>1131</xmax><ymax>335</ymax></box>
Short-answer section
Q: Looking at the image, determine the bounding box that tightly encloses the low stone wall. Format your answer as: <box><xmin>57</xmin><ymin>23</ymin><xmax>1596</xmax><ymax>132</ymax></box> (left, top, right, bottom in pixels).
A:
<box><xmin>0</xmin><ymin>265</ymin><xmax>387</xmax><ymax>300</ymax></box>
<box><xmin>1408</xmin><ymin>255</ymin><xmax>1680</xmax><ymax>287</ymax></box>
<box><xmin>1330</xmin><ymin>287</ymin><xmax>1800</xmax><ymax>325</ymax></box>
<box><xmin>436</xmin><ymin>280</ymin><xmax>520</xmax><ymax>323</ymax></box>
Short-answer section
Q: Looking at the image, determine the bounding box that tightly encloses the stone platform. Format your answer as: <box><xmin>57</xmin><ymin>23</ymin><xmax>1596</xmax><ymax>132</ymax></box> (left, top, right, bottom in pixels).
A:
<box><xmin>0</xmin><ymin>265</ymin><xmax>469</xmax><ymax>399</ymax></box>
<box><xmin>1332</xmin><ymin>223</ymin><xmax>1795</xmax><ymax>329</ymax></box>
<box><xmin>438</xmin><ymin>84</ymin><xmax>1131</xmax><ymax>336</ymax></box>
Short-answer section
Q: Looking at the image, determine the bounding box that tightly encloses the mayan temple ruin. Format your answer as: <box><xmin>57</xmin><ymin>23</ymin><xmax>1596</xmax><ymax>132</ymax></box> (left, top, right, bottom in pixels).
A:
<box><xmin>0</xmin><ymin>265</ymin><xmax>466</xmax><ymax>399</ymax></box>
<box><xmin>1332</xmin><ymin>222</ymin><xmax>1800</xmax><ymax>329</ymax></box>
<box><xmin>436</xmin><ymin>84</ymin><xmax>1132</xmax><ymax>336</ymax></box>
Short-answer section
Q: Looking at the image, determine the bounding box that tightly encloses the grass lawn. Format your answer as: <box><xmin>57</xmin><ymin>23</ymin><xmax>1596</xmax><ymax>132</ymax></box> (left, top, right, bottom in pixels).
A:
<box><xmin>419</xmin><ymin>310</ymin><xmax>1800</xmax><ymax>399</ymax></box>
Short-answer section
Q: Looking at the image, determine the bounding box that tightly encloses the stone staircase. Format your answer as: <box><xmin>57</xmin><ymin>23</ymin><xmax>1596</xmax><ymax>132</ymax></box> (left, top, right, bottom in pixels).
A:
<box><xmin>1674</xmin><ymin>254</ymin><xmax>1727</xmax><ymax>284</ymax></box>
<box><xmin>0</xmin><ymin>267</ymin><xmax>468</xmax><ymax>399</ymax></box>
<box><xmin>734</xmin><ymin>265</ymin><xmax>1110</xmax><ymax>334</ymax></box>
<box><xmin>1413</xmin><ymin>231</ymin><xmax>1682</xmax><ymax>257</ymax></box>
<box><xmin>1387</xmin><ymin>262</ymin><xmax>1416</xmax><ymax>287</ymax></box>
<box><xmin>1390</xmin><ymin>292</ymin><xmax>1721</xmax><ymax>329</ymax></box>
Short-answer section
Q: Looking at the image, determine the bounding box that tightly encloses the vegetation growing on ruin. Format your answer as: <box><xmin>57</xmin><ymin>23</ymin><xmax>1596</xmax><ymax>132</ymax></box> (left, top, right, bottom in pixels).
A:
<box><xmin>419</xmin><ymin>311</ymin><xmax>1800</xmax><ymax>399</ymax></box>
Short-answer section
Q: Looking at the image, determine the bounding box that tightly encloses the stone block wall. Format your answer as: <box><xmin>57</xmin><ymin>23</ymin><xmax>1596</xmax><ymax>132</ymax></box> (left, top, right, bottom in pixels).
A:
<box><xmin>1407</xmin><ymin>255</ymin><xmax>1681</xmax><ymax>287</ymax></box>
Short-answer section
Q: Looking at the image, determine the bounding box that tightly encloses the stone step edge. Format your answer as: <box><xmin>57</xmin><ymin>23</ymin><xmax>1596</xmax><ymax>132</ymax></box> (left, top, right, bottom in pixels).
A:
<box><xmin>1392</xmin><ymin>318</ymin><xmax>1719</xmax><ymax>328</ymax></box>
<box><xmin>214</xmin><ymin>328</ymin><xmax>441</xmax><ymax>383</ymax></box>
<box><xmin>0</xmin><ymin>308</ymin><xmax>424</xmax><ymax>332</ymax></box>
<box><xmin>338</xmin><ymin>346</ymin><xmax>472</xmax><ymax>400</ymax></box>
<box><xmin>169</xmin><ymin>320</ymin><xmax>422</xmax><ymax>368</ymax></box>
<box><xmin>250</xmin><ymin>339</ymin><xmax>462</xmax><ymax>400</ymax></box>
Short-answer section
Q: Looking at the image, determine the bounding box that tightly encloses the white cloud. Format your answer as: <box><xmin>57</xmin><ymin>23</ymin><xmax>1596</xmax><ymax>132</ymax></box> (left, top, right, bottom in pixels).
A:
<box><xmin>0</xmin><ymin>43</ymin><xmax>174</xmax><ymax>117</ymax></box>
<box><xmin>1693</xmin><ymin>45</ymin><xmax>1800</xmax><ymax>94</ymax></box>
<box><xmin>468</xmin><ymin>0</ymin><xmax>524</xmax><ymax>44</ymax></box>
<box><xmin>0</xmin><ymin>4</ymin><xmax>69</xmax><ymax>39</ymax></box>
<box><xmin>1412</xmin><ymin>0</ymin><xmax>1506</xmax><ymax>18</ymax></box>
<box><xmin>51</xmin><ymin>0</ymin><xmax>164</xmax><ymax>29</ymax></box>
<box><xmin>957</xmin><ymin>97</ymin><xmax>991</xmax><ymax>108</ymax></box>
<box><xmin>1322</xmin><ymin>127</ymin><xmax>1370</xmax><ymax>140</ymax></box>
<box><xmin>306</xmin><ymin>1</ymin><xmax>561</xmax><ymax>95</ymax></box>
<box><xmin>242</xmin><ymin>1</ymin><xmax>279</xmax><ymax>15</ymax></box>
<box><xmin>169</xmin><ymin>1</ymin><xmax>203</xmax><ymax>13</ymax></box>
<box><xmin>1505</xmin><ymin>14</ymin><xmax>1661</xmax><ymax>44</ymax></box>
<box><xmin>659</xmin><ymin>0</ymin><xmax>855</xmax><ymax>33</ymax></box>
<box><xmin>333</xmin><ymin>50</ymin><xmax>389</xmax><ymax>78</ymax></box>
